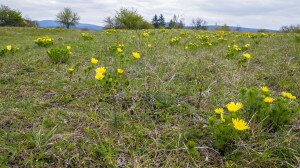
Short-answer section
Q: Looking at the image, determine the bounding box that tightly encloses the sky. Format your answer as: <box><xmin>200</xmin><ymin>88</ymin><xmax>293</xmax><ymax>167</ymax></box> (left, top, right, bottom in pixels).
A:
<box><xmin>1</xmin><ymin>0</ymin><xmax>300</xmax><ymax>30</ymax></box>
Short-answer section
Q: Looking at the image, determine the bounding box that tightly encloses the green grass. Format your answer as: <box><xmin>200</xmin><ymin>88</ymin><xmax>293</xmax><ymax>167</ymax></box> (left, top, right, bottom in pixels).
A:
<box><xmin>0</xmin><ymin>27</ymin><xmax>299</xmax><ymax>167</ymax></box>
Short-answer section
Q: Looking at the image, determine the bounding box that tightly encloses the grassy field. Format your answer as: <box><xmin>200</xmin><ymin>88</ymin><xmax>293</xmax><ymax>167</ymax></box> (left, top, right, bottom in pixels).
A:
<box><xmin>0</xmin><ymin>27</ymin><xmax>300</xmax><ymax>167</ymax></box>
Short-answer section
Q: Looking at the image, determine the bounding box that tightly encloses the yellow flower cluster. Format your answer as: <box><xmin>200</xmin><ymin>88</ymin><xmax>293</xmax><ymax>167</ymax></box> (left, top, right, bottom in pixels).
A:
<box><xmin>214</xmin><ymin>102</ymin><xmax>249</xmax><ymax>131</ymax></box>
<box><xmin>170</xmin><ymin>37</ymin><xmax>181</xmax><ymax>44</ymax></box>
<box><xmin>105</xmin><ymin>29</ymin><xmax>117</xmax><ymax>34</ymax></box>
<box><xmin>232</xmin><ymin>44</ymin><xmax>242</xmax><ymax>51</ymax></box>
<box><xmin>282</xmin><ymin>92</ymin><xmax>297</xmax><ymax>100</ymax></box>
<box><xmin>117</xmin><ymin>48</ymin><xmax>123</xmax><ymax>53</ymax></box>
<box><xmin>95</xmin><ymin>67</ymin><xmax>106</xmax><ymax>80</ymax></box>
<box><xmin>91</xmin><ymin>57</ymin><xmax>99</xmax><ymax>64</ymax></box>
<box><xmin>243</xmin><ymin>53</ymin><xmax>252</xmax><ymax>59</ymax></box>
<box><xmin>34</xmin><ymin>36</ymin><xmax>54</xmax><ymax>46</ymax></box>
<box><xmin>6</xmin><ymin>45</ymin><xmax>12</xmax><ymax>51</ymax></box>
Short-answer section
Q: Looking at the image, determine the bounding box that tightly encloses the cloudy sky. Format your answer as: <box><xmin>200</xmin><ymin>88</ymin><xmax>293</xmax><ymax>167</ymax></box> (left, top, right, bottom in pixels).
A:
<box><xmin>1</xmin><ymin>0</ymin><xmax>300</xmax><ymax>30</ymax></box>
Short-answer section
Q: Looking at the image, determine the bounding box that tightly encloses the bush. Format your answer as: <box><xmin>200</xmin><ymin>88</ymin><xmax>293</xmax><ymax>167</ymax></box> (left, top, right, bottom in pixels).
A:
<box><xmin>47</xmin><ymin>48</ymin><xmax>71</xmax><ymax>63</ymax></box>
<box><xmin>104</xmin><ymin>8</ymin><xmax>153</xmax><ymax>29</ymax></box>
<box><xmin>209</xmin><ymin>86</ymin><xmax>299</xmax><ymax>153</ymax></box>
<box><xmin>240</xmin><ymin>87</ymin><xmax>299</xmax><ymax>130</ymax></box>
<box><xmin>0</xmin><ymin>5</ymin><xmax>26</xmax><ymax>26</ymax></box>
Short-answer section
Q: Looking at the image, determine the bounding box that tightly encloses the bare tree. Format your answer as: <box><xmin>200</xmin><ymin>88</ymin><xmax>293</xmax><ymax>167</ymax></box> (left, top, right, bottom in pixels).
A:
<box><xmin>56</xmin><ymin>7</ymin><xmax>80</xmax><ymax>29</ymax></box>
<box><xmin>192</xmin><ymin>18</ymin><xmax>207</xmax><ymax>30</ymax></box>
<box><xmin>104</xmin><ymin>16</ymin><xmax>115</xmax><ymax>29</ymax></box>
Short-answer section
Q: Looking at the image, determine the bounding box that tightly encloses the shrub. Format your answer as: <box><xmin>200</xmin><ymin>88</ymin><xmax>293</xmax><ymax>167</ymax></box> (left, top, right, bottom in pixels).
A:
<box><xmin>0</xmin><ymin>5</ymin><xmax>25</xmax><ymax>27</ymax></box>
<box><xmin>240</xmin><ymin>87</ymin><xmax>299</xmax><ymax>130</ymax></box>
<box><xmin>105</xmin><ymin>8</ymin><xmax>153</xmax><ymax>29</ymax></box>
<box><xmin>34</xmin><ymin>36</ymin><xmax>54</xmax><ymax>47</ymax></box>
<box><xmin>209</xmin><ymin>104</ymin><xmax>249</xmax><ymax>153</ymax></box>
<box><xmin>47</xmin><ymin>48</ymin><xmax>71</xmax><ymax>63</ymax></box>
<box><xmin>209</xmin><ymin>86</ymin><xmax>299</xmax><ymax>153</ymax></box>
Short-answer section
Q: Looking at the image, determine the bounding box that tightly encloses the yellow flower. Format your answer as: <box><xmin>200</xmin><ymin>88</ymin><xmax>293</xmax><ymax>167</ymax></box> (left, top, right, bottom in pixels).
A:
<box><xmin>261</xmin><ymin>86</ymin><xmax>269</xmax><ymax>93</ymax></box>
<box><xmin>117</xmin><ymin>68</ymin><xmax>124</xmax><ymax>74</ymax></box>
<box><xmin>91</xmin><ymin>57</ymin><xmax>99</xmax><ymax>64</ymax></box>
<box><xmin>108</xmin><ymin>78</ymin><xmax>113</xmax><ymax>82</ymax></box>
<box><xmin>226</xmin><ymin>102</ymin><xmax>243</xmax><ymax>112</ymax></box>
<box><xmin>214</xmin><ymin>108</ymin><xmax>224</xmax><ymax>114</ymax></box>
<box><xmin>232</xmin><ymin>118</ymin><xmax>250</xmax><ymax>131</ymax></box>
<box><xmin>264</xmin><ymin>97</ymin><xmax>274</xmax><ymax>103</ymax></box>
<box><xmin>6</xmin><ymin>45</ymin><xmax>12</xmax><ymax>51</ymax></box>
<box><xmin>244</xmin><ymin>44</ymin><xmax>250</xmax><ymax>48</ymax></box>
<box><xmin>243</xmin><ymin>53</ymin><xmax>252</xmax><ymax>59</ymax></box>
<box><xmin>96</xmin><ymin>67</ymin><xmax>106</xmax><ymax>74</ymax></box>
<box><xmin>282</xmin><ymin>91</ymin><xmax>297</xmax><ymax>100</ymax></box>
<box><xmin>95</xmin><ymin>72</ymin><xmax>105</xmax><ymax>80</ymax></box>
<box><xmin>117</xmin><ymin>47</ymin><xmax>123</xmax><ymax>53</ymax></box>
<box><xmin>132</xmin><ymin>51</ymin><xmax>141</xmax><ymax>59</ymax></box>
<box><xmin>67</xmin><ymin>45</ymin><xmax>71</xmax><ymax>50</ymax></box>
<box><xmin>69</xmin><ymin>68</ymin><xmax>74</xmax><ymax>72</ymax></box>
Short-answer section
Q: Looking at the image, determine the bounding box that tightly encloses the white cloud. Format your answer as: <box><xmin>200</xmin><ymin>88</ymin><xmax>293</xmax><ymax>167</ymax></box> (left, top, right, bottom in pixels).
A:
<box><xmin>1</xmin><ymin>0</ymin><xmax>299</xmax><ymax>29</ymax></box>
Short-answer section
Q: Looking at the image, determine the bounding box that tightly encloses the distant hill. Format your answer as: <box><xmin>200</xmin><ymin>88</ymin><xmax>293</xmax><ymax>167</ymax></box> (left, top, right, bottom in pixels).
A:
<box><xmin>37</xmin><ymin>20</ymin><xmax>103</xmax><ymax>30</ymax></box>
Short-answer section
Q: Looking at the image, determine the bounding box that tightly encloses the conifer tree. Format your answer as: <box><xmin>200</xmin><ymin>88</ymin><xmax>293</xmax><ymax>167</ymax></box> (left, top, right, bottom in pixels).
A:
<box><xmin>158</xmin><ymin>14</ymin><xmax>166</xmax><ymax>27</ymax></box>
<box><xmin>152</xmin><ymin>14</ymin><xmax>159</xmax><ymax>28</ymax></box>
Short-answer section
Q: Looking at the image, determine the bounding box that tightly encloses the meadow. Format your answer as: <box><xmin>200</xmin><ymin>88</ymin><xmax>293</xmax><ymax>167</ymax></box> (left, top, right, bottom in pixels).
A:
<box><xmin>0</xmin><ymin>27</ymin><xmax>299</xmax><ymax>167</ymax></box>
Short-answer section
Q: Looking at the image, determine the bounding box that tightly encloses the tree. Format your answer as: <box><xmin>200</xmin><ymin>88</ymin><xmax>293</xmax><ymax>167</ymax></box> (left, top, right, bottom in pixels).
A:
<box><xmin>168</xmin><ymin>15</ymin><xmax>184</xmax><ymax>29</ymax></box>
<box><xmin>169</xmin><ymin>19</ymin><xmax>175</xmax><ymax>29</ymax></box>
<box><xmin>107</xmin><ymin>8</ymin><xmax>152</xmax><ymax>29</ymax></box>
<box><xmin>56</xmin><ymin>7</ymin><xmax>80</xmax><ymax>29</ymax></box>
<box><xmin>104</xmin><ymin>16</ymin><xmax>116</xmax><ymax>29</ymax></box>
<box><xmin>158</xmin><ymin>14</ymin><xmax>166</xmax><ymax>28</ymax></box>
<box><xmin>280</xmin><ymin>25</ymin><xmax>300</xmax><ymax>33</ymax></box>
<box><xmin>191</xmin><ymin>18</ymin><xmax>207</xmax><ymax>30</ymax></box>
<box><xmin>0</xmin><ymin>5</ymin><xmax>26</xmax><ymax>26</ymax></box>
<box><xmin>152</xmin><ymin>14</ymin><xmax>159</xmax><ymax>28</ymax></box>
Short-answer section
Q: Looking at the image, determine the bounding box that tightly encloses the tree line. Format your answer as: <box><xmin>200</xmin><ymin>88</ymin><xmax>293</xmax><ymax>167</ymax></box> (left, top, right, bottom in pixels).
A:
<box><xmin>1</xmin><ymin>4</ymin><xmax>299</xmax><ymax>32</ymax></box>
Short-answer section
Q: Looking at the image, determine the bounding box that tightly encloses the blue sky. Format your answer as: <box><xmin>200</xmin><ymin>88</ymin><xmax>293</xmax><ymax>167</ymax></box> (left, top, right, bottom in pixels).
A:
<box><xmin>1</xmin><ymin>0</ymin><xmax>300</xmax><ymax>30</ymax></box>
